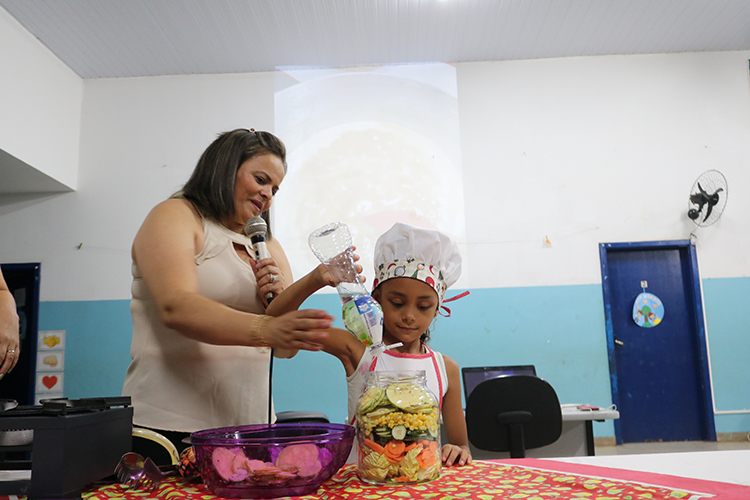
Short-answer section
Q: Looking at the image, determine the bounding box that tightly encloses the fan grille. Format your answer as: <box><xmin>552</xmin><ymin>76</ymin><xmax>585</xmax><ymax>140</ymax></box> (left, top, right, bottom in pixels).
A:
<box><xmin>687</xmin><ymin>170</ymin><xmax>728</xmax><ymax>227</ymax></box>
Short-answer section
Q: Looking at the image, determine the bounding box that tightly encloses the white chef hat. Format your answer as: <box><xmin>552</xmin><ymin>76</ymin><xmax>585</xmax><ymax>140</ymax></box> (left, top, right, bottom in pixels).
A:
<box><xmin>372</xmin><ymin>222</ymin><xmax>462</xmax><ymax>307</ymax></box>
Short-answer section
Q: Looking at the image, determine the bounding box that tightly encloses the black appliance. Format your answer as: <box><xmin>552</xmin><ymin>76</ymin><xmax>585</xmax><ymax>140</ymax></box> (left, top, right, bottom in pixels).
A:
<box><xmin>0</xmin><ymin>396</ymin><xmax>133</xmax><ymax>499</ymax></box>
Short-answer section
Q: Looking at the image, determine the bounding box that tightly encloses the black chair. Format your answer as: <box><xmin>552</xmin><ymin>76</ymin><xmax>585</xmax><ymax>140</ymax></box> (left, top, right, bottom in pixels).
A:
<box><xmin>275</xmin><ymin>411</ymin><xmax>330</xmax><ymax>423</ymax></box>
<box><xmin>465</xmin><ymin>375</ymin><xmax>562</xmax><ymax>458</ymax></box>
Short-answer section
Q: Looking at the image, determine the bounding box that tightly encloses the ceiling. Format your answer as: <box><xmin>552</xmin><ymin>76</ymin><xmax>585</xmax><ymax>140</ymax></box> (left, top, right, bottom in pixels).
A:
<box><xmin>3</xmin><ymin>0</ymin><xmax>750</xmax><ymax>79</ymax></box>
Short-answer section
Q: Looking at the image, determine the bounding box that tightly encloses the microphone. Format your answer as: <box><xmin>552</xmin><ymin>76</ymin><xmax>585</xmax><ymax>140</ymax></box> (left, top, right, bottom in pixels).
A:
<box><xmin>243</xmin><ymin>216</ymin><xmax>275</xmax><ymax>304</ymax></box>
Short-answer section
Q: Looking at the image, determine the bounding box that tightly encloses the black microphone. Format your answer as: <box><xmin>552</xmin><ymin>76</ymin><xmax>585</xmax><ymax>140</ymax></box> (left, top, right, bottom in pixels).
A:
<box><xmin>243</xmin><ymin>216</ymin><xmax>275</xmax><ymax>304</ymax></box>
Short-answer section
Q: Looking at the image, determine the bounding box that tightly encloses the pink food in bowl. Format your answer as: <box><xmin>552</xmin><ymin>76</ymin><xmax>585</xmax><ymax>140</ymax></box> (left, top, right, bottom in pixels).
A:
<box><xmin>187</xmin><ymin>423</ymin><xmax>354</xmax><ymax>499</ymax></box>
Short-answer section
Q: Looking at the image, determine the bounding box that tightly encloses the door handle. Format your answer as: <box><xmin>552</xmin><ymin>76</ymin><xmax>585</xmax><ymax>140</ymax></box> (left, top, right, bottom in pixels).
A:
<box><xmin>614</xmin><ymin>338</ymin><xmax>624</xmax><ymax>346</ymax></box>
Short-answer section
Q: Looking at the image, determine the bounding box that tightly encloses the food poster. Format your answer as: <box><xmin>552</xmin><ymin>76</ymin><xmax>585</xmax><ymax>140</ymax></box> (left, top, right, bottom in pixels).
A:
<box><xmin>37</xmin><ymin>351</ymin><xmax>64</xmax><ymax>371</ymax></box>
<box><xmin>39</xmin><ymin>330</ymin><xmax>65</xmax><ymax>350</ymax></box>
<box><xmin>36</xmin><ymin>330</ymin><xmax>65</xmax><ymax>399</ymax></box>
<box><xmin>35</xmin><ymin>392</ymin><xmax>63</xmax><ymax>404</ymax></box>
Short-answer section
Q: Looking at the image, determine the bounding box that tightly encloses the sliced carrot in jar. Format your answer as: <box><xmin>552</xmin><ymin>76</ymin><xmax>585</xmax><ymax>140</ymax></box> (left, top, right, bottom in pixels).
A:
<box><xmin>416</xmin><ymin>449</ymin><xmax>436</xmax><ymax>468</ymax></box>
<box><xmin>385</xmin><ymin>440</ymin><xmax>405</xmax><ymax>456</ymax></box>
<box><xmin>404</xmin><ymin>442</ymin><xmax>419</xmax><ymax>452</ymax></box>
<box><xmin>364</xmin><ymin>438</ymin><xmax>385</xmax><ymax>454</ymax></box>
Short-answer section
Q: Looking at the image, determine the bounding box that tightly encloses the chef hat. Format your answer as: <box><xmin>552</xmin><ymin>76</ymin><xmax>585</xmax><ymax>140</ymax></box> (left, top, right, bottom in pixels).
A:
<box><xmin>372</xmin><ymin>222</ymin><xmax>462</xmax><ymax>307</ymax></box>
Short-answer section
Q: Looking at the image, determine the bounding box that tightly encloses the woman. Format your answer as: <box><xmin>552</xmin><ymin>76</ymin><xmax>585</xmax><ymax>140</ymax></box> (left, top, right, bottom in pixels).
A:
<box><xmin>0</xmin><ymin>272</ymin><xmax>20</xmax><ymax>380</ymax></box>
<box><xmin>122</xmin><ymin>129</ymin><xmax>333</xmax><ymax>456</ymax></box>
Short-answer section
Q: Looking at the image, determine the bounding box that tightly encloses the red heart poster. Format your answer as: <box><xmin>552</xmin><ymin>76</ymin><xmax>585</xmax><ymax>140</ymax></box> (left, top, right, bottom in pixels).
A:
<box><xmin>36</xmin><ymin>371</ymin><xmax>63</xmax><ymax>392</ymax></box>
<box><xmin>42</xmin><ymin>375</ymin><xmax>57</xmax><ymax>389</ymax></box>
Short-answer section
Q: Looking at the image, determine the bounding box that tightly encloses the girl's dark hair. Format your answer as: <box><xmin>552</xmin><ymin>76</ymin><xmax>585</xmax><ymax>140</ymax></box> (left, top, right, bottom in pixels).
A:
<box><xmin>421</xmin><ymin>315</ymin><xmax>439</xmax><ymax>343</ymax></box>
<box><xmin>178</xmin><ymin>129</ymin><xmax>286</xmax><ymax>235</ymax></box>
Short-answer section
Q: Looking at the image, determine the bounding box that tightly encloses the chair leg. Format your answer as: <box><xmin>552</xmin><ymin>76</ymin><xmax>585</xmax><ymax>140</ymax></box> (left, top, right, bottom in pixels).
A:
<box><xmin>507</xmin><ymin>423</ymin><xmax>527</xmax><ymax>459</ymax></box>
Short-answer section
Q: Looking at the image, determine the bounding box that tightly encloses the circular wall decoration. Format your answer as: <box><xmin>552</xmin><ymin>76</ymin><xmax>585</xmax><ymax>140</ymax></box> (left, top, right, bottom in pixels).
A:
<box><xmin>632</xmin><ymin>292</ymin><xmax>665</xmax><ymax>328</ymax></box>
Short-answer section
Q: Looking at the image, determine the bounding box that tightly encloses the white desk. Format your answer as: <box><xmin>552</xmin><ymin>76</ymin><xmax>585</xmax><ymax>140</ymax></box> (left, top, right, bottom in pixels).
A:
<box><xmin>558</xmin><ymin>406</ymin><xmax>619</xmax><ymax>456</ymax></box>
<box><xmin>554</xmin><ymin>449</ymin><xmax>750</xmax><ymax>486</ymax></box>
<box><xmin>468</xmin><ymin>405</ymin><xmax>619</xmax><ymax>459</ymax></box>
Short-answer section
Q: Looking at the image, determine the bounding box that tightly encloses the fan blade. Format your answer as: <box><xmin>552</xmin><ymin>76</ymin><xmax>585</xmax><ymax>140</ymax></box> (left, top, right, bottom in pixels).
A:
<box><xmin>703</xmin><ymin>203</ymin><xmax>714</xmax><ymax>222</ymax></box>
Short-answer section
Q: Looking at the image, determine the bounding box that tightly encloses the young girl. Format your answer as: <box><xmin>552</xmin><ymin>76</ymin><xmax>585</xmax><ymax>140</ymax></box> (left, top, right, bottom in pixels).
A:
<box><xmin>272</xmin><ymin>222</ymin><xmax>472</xmax><ymax>467</ymax></box>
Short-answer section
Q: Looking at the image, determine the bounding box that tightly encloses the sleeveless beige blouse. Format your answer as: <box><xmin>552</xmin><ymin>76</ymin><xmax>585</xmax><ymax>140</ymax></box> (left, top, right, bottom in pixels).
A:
<box><xmin>122</xmin><ymin>218</ymin><xmax>274</xmax><ymax>432</ymax></box>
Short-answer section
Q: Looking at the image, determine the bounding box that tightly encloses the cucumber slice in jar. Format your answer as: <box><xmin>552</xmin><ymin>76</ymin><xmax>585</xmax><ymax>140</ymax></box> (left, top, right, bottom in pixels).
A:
<box><xmin>428</xmin><ymin>421</ymin><xmax>439</xmax><ymax>438</ymax></box>
<box><xmin>373</xmin><ymin>425</ymin><xmax>392</xmax><ymax>439</ymax></box>
<box><xmin>366</xmin><ymin>407</ymin><xmax>396</xmax><ymax>418</ymax></box>
<box><xmin>413</xmin><ymin>405</ymin><xmax>438</xmax><ymax>414</ymax></box>
<box><xmin>357</xmin><ymin>386</ymin><xmax>385</xmax><ymax>414</ymax></box>
<box><xmin>406</xmin><ymin>429</ymin><xmax>429</xmax><ymax>441</ymax></box>
<box><xmin>391</xmin><ymin>425</ymin><xmax>407</xmax><ymax>440</ymax></box>
<box><xmin>385</xmin><ymin>383</ymin><xmax>433</xmax><ymax>411</ymax></box>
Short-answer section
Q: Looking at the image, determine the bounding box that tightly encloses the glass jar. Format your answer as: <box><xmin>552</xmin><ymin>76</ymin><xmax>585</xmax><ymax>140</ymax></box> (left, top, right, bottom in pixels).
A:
<box><xmin>356</xmin><ymin>370</ymin><xmax>441</xmax><ymax>484</ymax></box>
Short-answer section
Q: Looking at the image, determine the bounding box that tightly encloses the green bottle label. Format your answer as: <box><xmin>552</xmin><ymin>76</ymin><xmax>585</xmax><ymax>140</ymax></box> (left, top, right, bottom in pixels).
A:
<box><xmin>342</xmin><ymin>296</ymin><xmax>383</xmax><ymax>346</ymax></box>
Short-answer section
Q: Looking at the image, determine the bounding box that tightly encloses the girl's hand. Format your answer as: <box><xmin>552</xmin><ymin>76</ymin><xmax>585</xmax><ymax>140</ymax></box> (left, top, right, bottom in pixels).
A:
<box><xmin>251</xmin><ymin>257</ymin><xmax>286</xmax><ymax>306</ymax></box>
<box><xmin>441</xmin><ymin>444</ymin><xmax>472</xmax><ymax>467</ymax></box>
<box><xmin>264</xmin><ymin>310</ymin><xmax>333</xmax><ymax>351</ymax></box>
<box><xmin>314</xmin><ymin>246</ymin><xmax>365</xmax><ymax>288</ymax></box>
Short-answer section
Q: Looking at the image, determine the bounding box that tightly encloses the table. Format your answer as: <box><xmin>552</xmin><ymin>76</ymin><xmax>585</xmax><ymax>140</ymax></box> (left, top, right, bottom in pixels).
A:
<box><xmin>71</xmin><ymin>451</ymin><xmax>750</xmax><ymax>500</ymax></box>
<box><xmin>558</xmin><ymin>405</ymin><xmax>620</xmax><ymax>456</ymax></box>
<box><xmin>468</xmin><ymin>405</ymin><xmax>620</xmax><ymax>459</ymax></box>
<box><xmin>556</xmin><ymin>449</ymin><xmax>750</xmax><ymax>486</ymax></box>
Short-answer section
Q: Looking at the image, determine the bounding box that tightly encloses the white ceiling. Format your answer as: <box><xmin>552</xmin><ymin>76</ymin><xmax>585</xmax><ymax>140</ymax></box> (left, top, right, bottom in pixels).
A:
<box><xmin>3</xmin><ymin>0</ymin><xmax>750</xmax><ymax>79</ymax></box>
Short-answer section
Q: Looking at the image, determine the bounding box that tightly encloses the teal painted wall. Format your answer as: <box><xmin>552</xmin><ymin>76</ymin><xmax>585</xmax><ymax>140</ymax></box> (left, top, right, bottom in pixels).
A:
<box><xmin>36</xmin><ymin>277</ymin><xmax>750</xmax><ymax>438</ymax></box>
<box><xmin>39</xmin><ymin>300</ymin><xmax>133</xmax><ymax>399</ymax></box>
<box><xmin>701</xmin><ymin>277</ymin><xmax>750</xmax><ymax>433</ymax></box>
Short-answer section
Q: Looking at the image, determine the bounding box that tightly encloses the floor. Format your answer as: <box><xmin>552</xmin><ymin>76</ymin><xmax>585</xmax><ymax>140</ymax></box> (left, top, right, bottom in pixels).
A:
<box><xmin>595</xmin><ymin>438</ymin><xmax>750</xmax><ymax>455</ymax></box>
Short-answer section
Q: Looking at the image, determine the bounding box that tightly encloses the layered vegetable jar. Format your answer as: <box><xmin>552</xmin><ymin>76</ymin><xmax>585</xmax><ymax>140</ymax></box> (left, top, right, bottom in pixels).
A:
<box><xmin>356</xmin><ymin>370</ymin><xmax>440</xmax><ymax>484</ymax></box>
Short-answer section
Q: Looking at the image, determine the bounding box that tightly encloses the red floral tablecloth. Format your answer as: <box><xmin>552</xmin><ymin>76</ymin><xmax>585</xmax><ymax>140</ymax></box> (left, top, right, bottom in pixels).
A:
<box><xmin>75</xmin><ymin>459</ymin><xmax>750</xmax><ymax>500</ymax></box>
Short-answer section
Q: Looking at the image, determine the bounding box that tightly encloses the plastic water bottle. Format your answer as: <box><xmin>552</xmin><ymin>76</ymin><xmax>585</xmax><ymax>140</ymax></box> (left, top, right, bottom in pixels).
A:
<box><xmin>308</xmin><ymin>222</ymin><xmax>384</xmax><ymax>348</ymax></box>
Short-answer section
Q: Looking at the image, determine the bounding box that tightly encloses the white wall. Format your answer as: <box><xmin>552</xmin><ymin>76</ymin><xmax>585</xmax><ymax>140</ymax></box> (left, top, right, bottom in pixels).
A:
<box><xmin>0</xmin><ymin>7</ymin><xmax>82</xmax><ymax>190</ymax></box>
<box><xmin>1</xmin><ymin>72</ymin><xmax>274</xmax><ymax>300</ymax></box>
<box><xmin>459</xmin><ymin>51</ymin><xmax>750</xmax><ymax>289</ymax></box>
<box><xmin>1</xmin><ymin>44</ymin><xmax>748</xmax><ymax>301</ymax></box>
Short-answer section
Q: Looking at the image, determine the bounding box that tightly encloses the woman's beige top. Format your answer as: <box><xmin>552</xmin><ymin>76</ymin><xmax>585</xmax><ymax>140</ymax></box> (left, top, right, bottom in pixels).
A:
<box><xmin>122</xmin><ymin>218</ymin><xmax>273</xmax><ymax>432</ymax></box>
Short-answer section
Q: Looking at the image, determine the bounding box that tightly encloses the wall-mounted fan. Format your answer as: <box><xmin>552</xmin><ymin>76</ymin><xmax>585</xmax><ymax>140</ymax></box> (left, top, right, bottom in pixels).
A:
<box><xmin>687</xmin><ymin>170</ymin><xmax>728</xmax><ymax>227</ymax></box>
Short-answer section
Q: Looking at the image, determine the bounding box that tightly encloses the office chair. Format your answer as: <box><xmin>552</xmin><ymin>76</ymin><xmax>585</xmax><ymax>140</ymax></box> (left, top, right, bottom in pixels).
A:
<box><xmin>275</xmin><ymin>411</ymin><xmax>330</xmax><ymax>423</ymax></box>
<box><xmin>465</xmin><ymin>374</ymin><xmax>562</xmax><ymax>458</ymax></box>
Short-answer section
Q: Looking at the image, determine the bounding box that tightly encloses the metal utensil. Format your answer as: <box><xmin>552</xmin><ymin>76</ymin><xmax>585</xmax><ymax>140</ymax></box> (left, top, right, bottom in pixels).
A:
<box><xmin>0</xmin><ymin>428</ymin><xmax>33</xmax><ymax>446</ymax></box>
<box><xmin>0</xmin><ymin>399</ymin><xmax>34</xmax><ymax>447</ymax></box>
<box><xmin>142</xmin><ymin>457</ymin><xmax>168</xmax><ymax>491</ymax></box>
<box><xmin>0</xmin><ymin>399</ymin><xmax>18</xmax><ymax>411</ymax></box>
<box><xmin>114</xmin><ymin>452</ymin><xmax>145</xmax><ymax>489</ymax></box>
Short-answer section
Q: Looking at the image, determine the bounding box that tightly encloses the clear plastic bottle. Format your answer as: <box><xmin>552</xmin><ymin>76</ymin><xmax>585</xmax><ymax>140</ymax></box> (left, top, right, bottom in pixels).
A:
<box><xmin>308</xmin><ymin>222</ymin><xmax>383</xmax><ymax>347</ymax></box>
<box><xmin>356</xmin><ymin>370</ymin><xmax>441</xmax><ymax>484</ymax></box>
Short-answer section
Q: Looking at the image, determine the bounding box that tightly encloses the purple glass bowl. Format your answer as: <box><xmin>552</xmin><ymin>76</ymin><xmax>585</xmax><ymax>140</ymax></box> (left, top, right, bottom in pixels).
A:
<box><xmin>186</xmin><ymin>423</ymin><xmax>355</xmax><ymax>499</ymax></box>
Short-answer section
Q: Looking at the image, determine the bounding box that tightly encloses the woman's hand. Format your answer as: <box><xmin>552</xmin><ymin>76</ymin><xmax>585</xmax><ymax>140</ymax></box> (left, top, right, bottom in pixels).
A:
<box><xmin>264</xmin><ymin>309</ymin><xmax>333</xmax><ymax>351</ymax></box>
<box><xmin>250</xmin><ymin>257</ymin><xmax>286</xmax><ymax>307</ymax></box>
<box><xmin>0</xmin><ymin>319</ymin><xmax>19</xmax><ymax>378</ymax></box>
<box><xmin>441</xmin><ymin>444</ymin><xmax>472</xmax><ymax>467</ymax></box>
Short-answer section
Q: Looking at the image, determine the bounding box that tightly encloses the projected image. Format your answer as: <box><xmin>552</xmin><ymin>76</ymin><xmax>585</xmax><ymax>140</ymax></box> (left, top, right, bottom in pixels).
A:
<box><xmin>274</xmin><ymin>64</ymin><xmax>466</xmax><ymax>286</ymax></box>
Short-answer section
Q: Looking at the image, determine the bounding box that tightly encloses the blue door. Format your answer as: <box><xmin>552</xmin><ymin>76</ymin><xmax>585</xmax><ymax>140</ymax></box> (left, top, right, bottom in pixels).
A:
<box><xmin>599</xmin><ymin>241</ymin><xmax>715</xmax><ymax>444</ymax></box>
